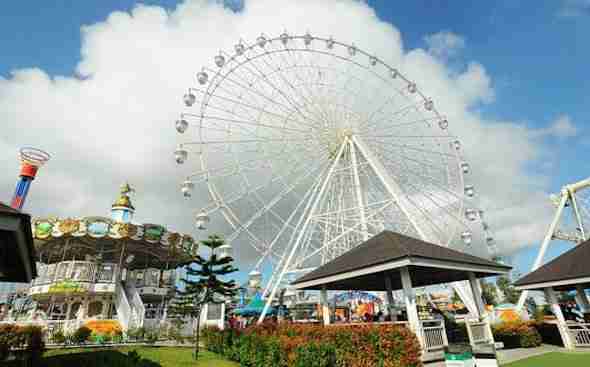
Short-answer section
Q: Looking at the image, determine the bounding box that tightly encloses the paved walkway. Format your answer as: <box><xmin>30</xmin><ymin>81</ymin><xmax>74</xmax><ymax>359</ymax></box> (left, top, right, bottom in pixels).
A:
<box><xmin>425</xmin><ymin>344</ymin><xmax>563</xmax><ymax>366</ymax></box>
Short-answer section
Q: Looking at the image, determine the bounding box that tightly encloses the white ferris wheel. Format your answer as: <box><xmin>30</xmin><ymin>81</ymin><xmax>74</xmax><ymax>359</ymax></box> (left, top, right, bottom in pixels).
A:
<box><xmin>173</xmin><ymin>31</ymin><xmax>497</xmax><ymax>317</ymax></box>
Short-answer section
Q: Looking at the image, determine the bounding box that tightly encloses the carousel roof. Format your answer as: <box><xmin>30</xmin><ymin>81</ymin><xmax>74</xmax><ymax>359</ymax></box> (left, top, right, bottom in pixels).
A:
<box><xmin>31</xmin><ymin>184</ymin><xmax>196</xmax><ymax>269</ymax></box>
<box><xmin>32</xmin><ymin>216</ymin><xmax>196</xmax><ymax>269</ymax></box>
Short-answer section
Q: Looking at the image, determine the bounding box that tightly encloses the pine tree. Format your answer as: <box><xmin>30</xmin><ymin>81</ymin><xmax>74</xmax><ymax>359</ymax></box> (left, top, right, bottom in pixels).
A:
<box><xmin>168</xmin><ymin>235</ymin><xmax>238</xmax><ymax>360</ymax></box>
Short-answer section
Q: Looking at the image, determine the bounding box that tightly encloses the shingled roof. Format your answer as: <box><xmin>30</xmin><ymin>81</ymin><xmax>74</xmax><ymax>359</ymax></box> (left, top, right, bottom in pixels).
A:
<box><xmin>293</xmin><ymin>230</ymin><xmax>510</xmax><ymax>290</ymax></box>
<box><xmin>0</xmin><ymin>202</ymin><xmax>21</xmax><ymax>215</ymax></box>
<box><xmin>514</xmin><ymin>240</ymin><xmax>590</xmax><ymax>291</ymax></box>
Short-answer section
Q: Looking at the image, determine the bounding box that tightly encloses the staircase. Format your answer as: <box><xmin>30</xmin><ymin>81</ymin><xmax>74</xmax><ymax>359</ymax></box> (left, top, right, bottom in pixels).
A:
<box><xmin>125</xmin><ymin>281</ymin><xmax>145</xmax><ymax>329</ymax></box>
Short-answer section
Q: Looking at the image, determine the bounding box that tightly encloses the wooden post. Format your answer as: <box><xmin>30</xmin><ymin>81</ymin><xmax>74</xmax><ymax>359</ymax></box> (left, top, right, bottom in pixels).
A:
<box><xmin>575</xmin><ymin>285</ymin><xmax>590</xmax><ymax>313</ymax></box>
<box><xmin>384</xmin><ymin>273</ymin><xmax>396</xmax><ymax>320</ymax></box>
<box><xmin>467</xmin><ymin>272</ymin><xmax>485</xmax><ymax>318</ymax></box>
<box><xmin>321</xmin><ymin>286</ymin><xmax>330</xmax><ymax>326</ymax></box>
<box><xmin>545</xmin><ymin>287</ymin><xmax>574</xmax><ymax>349</ymax></box>
<box><xmin>400</xmin><ymin>266</ymin><xmax>421</xmax><ymax>345</ymax></box>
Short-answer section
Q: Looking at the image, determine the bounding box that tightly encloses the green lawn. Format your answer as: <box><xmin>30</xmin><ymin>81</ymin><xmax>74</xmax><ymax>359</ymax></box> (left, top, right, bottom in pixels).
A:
<box><xmin>503</xmin><ymin>352</ymin><xmax>590</xmax><ymax>367</ymax></box>
<box><xmin>3</xmin><ymin>347</ymin><xmax>238</xmax><ymax>367</ymax></box>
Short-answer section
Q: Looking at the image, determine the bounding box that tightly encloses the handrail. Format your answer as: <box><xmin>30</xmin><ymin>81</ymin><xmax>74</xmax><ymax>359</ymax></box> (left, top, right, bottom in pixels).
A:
<box><xmin>126</xmin><ymin>282</ymin><xmax>146</xmax><ymax>328</ymax></box>
<box><xmin>115</xmin><ymin>281</ymin><xmax>131</xmax><ymax>331</ymax></box>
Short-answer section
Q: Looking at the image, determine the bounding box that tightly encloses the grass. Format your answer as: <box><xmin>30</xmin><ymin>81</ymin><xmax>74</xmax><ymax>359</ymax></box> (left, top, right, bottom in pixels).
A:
<box><xmin>503</xmin><ymin>352</ymin><xmax>590</xmax><ymax>367</ymax></box>
<box><xmin>2</xmin><ymin>347</ymin><xmax>238</xmax><ymax>367</ymax></box>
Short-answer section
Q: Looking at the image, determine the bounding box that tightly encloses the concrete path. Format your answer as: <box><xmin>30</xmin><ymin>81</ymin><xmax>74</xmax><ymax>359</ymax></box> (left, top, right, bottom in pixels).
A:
<box><xmin>424</xmin><ymin>344</ymin><xmax>563</xmax><ymax>366</ymax></box>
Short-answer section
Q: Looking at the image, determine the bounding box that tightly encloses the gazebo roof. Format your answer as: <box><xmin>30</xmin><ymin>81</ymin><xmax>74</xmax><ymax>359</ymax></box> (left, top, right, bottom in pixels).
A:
<box><xmin>0</xmin><ymin>202</ymin><xmax>37</xmax><ymax>282</ymax></box>
<box><xmin>292</xmin><ymin>231</ymin><xmax>510</xmax><ymax>291</ymax></box>
<box><xmin>514</xmin><ymin>240</ymin><xmax>590</xmax><ymax>291</ymax></box>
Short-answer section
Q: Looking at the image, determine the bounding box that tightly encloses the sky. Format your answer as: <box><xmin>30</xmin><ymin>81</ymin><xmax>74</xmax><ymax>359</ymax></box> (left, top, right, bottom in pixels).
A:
<box><xmin>1</xmin><ymin>0</ymin><xmax>589</xmax><ymax>286</ymax></box>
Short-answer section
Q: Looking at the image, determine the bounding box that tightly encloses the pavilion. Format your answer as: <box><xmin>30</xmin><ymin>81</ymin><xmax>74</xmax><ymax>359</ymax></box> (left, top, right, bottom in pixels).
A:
<box><xmin>515</xmin><ymin>239</ymin><xmax>590</xmax><ymax>349</ymax></box>
<box><xmin>292</xmin><ymin>230</ymin><xmax>511</xmax><ymax>359</ymax></box>
<box><xmin>0</xmin><ymin>203</ymin><xmax>37</xmax><ymax>283</ymax></box>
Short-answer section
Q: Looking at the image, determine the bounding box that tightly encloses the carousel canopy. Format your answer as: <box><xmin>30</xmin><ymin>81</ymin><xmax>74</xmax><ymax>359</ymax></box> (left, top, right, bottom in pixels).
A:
<box><xmin>31</xmin><ymin>184</ymin><xmax>196</xmax><ymax>270</ymax></box>
<box><xmin>32</xmin><ymin>217</ymin><xmax>196</xmax><ymax>269</ymax></box>
<box><xmin>0</xmin><ymin>203</ymin><xmax>37</xmax><ymax>282</ymax></box>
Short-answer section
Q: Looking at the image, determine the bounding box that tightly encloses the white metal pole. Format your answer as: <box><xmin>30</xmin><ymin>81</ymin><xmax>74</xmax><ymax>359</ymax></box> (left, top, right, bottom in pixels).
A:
<box><xmin>517</xmin><ymin>190</ymin><xmax>569</xmax><ymax>310</ymax></box>
<box><xmin>321</xmin><ymin>286</ymin><xmax>330</xmax><ymax>326</ymax></box>
<box><xmin>257</xmin><ymin>141</ymin><xmax>348</xmax><ymax>324</ymax></box>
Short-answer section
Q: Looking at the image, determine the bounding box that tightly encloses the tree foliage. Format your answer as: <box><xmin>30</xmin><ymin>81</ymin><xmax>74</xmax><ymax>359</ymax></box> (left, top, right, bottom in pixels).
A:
<box><xmin>168</xmin><ymin>234</ymin><xmax>238</xmax><ymax>360</ymax></box>
<box><xmin>481</xmin><ymin>280</ymin><xmax>499</xmax><ymax>306</ymax></box>
<box><xmin>497</xmin><ymin>276</ymin><xmax>521</xmax><ymax>304</ymax></box>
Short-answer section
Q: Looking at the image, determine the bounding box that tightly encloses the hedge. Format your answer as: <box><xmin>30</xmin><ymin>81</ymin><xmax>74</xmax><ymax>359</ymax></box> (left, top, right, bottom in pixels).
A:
<box><xmin>0</xmin><ymin>324</ymin><xmax>45</xmax><ymax>362</ymax></box>
<box><xmin>202</xmin><ymin>322</ymin><xmax>423</xmax><ymax>367</ymax></box>
<box><xmin>492</xmin><ymin>321</ymin><xmax>542</xmax><ymax>348</ymax></box>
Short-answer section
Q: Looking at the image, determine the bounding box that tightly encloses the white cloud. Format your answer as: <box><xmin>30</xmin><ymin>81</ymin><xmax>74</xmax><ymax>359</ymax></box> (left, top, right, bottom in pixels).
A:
<box><xmin>538</xmin><ymin>115</ymin><xmax>579</xmax><ymax>139</ymax></box>
<box><xmin>0</xmin><ymin>0</ymin><xmax>565</xmax><ymax>271</ymax></box>
<box><xmin>423</xmin><ymin>31</ymin><xmax>465</xmax><ymax>59</ymax></box>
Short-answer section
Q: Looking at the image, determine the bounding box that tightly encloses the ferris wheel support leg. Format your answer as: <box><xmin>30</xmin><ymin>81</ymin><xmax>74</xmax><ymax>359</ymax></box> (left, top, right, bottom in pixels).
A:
<box><xmin>351</xmin><ymin>135</ymin><xmax>429</xmax><ymax>241</ymax></box>
<box><xmin>353</xmin><ymin>135</ymin><xmax>480</xmax><ymax>316</ymax></box>
<box><xmin>257</xmin><ymin>141</ymin><xmax>348</xmax><ymax>324</ymax></box>
<box><xmin>349</xmin><ymin>138</ymin><xmax>369</xmax><ymax>241</ymax></box>
<box><xmin>517</xmin><ymin>191</ymin><xmax>569</xmax><ymax>311</ymax></box>
<box><xmin>569</xmin><ymin>191</ymin><xmax>586</xmax><ymax>241</ymax></box>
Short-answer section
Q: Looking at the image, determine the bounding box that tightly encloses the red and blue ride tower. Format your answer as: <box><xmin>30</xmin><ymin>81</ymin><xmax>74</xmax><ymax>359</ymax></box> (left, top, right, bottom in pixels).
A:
<box><xmin>10</xmin><ymin>147</ymin><xmax>50</xmax><ymax>210</ymax></box>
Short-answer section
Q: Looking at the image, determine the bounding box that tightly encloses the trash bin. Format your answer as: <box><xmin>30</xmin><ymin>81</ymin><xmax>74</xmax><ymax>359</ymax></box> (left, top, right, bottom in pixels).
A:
<box><xmin>472</xmin><ymin>343</ymin><xmax>499</xmax><ymax>367</ymax></box>
<box><xmin>444</xmin><ymin>344</ymin><xmax>474</xmax><ymax>367</ymax></box>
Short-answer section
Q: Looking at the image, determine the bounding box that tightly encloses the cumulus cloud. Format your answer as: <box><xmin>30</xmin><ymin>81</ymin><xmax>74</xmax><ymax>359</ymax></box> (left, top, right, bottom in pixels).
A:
<box><xmin>558</xmin><ymin>0</ymin><xmax>590</xmax><ymax>17</ymax></box>
<box><xmin>0</xmin><ymin>0</ymin><xmax>565</xmax><ymax>273</ymax></box>
<box><xmin>423</xmin><ymin>31</ymin><xmax>465</xmax><ymax>59</ymax></box>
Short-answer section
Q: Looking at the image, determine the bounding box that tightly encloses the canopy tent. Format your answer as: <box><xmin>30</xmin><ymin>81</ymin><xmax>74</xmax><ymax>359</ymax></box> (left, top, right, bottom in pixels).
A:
<box><xmin>515</xmin><ymin>240</ymin><xmax>590</xmax><ymax>349</ymax></box>
<box><xmin>292</xmin><ymin>231</ymin><xmax>511</xmax><ymax>361</ymax></box>
<box><xmin>233</xmin><ymin>293</ymin><xmax>280</xmax><ymax>316</ymax></box>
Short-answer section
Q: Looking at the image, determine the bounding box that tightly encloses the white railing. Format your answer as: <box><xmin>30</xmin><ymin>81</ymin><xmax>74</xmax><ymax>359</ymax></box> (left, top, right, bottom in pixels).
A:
<box><xmin>114</xmin><ymin>281</ymin><xmax>131</xmax><ymax>331</ymax></box>
<box><xmin>568</xmin><ymin>323</ymin><xmax>590</xmax><ymax>347</ymax></box>
<box><xmin>466</xmin><ymin>321</ymin><xmax>491</xmax><ymax>345</ymax></box>
<box><xmin>420</xmin><ymin>320</ymin><xmax>448</xmax><ymax>352</ymax></box>
<box><xmin>125</xmin><ymin>282</ymin><xmax>145</xmax><ymax>329</ymax></box>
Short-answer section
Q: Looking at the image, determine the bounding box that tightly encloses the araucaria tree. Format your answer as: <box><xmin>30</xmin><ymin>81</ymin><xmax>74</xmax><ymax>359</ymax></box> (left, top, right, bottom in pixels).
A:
<box><xmin>168</xmin><ymin>235</ymin><xmax>238</xmax><ymax>360</ymax></box>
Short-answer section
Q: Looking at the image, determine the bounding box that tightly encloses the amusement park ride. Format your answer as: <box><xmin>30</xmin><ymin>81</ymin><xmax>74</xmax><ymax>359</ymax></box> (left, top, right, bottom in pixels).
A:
<box><xmin>3</xmin><ymin>180</ymin><xmax>198</xmax><ymax>335</ymax></box>
<box><xmin>516</xmin><ymin>177</ymin><xmax>590</xmax><ymax>310</ymax></box>
<box><xmin>173</xmin><ymin>31</ymin><xmax>501</xmax><ymax>322</ymax></box>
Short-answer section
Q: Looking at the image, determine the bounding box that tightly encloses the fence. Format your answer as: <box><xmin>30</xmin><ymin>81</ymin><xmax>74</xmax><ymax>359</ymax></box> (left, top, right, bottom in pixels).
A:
<box><xmin>420</xmin><ymin>320</ymin><xmax>448</xmax><ymax>352</ymax></box>
<box><xmin>568</xmin><ymin>323</ymin><xmax>590</xmax><ymax>347</ymax></box>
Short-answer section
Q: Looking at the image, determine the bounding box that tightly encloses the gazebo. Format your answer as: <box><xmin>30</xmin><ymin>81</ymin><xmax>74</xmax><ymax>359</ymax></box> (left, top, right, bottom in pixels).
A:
<box><xmin>0</xmin><ymin>203</ymin><xmax>37</xmax><ymax>283</ymax></box>
<box><xmin>292</xmin><ymin>231</ymin><xmax>511</xmax><ymax>360</ymax></box>
<box><xmin>514</xmin><ymin>240</ymin><xmax>590</xmax><ymax>349</ymax></box>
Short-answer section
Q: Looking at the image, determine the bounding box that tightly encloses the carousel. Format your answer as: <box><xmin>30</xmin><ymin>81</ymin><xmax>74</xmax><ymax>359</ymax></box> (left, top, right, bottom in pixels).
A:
<box><xmin>13</xmin><ymin>183</ymin><xmax>196</xmax><ymax>334</ymax></box>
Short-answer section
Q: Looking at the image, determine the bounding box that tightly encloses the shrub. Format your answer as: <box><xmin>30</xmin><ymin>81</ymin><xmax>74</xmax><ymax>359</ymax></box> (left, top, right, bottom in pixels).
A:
<box><xmin>492</xmin><ymin>321</ymin><xmax>542</xmax><ymax>348</ymax></box>
<box><xmin>0</xmin><ymin>324</ymin><xmax>45</xmax><ymax>361</ymax></box>
<box><xmin>72</xmin><ymin>326</ymin><xmax>92</xmax><ymax>344</ymax></box>
<box><xmin>202</xmin><ymin>322</ymin><xmax>422</xmax><ymax>367</ymax></box>
<box><xmin>52</xmin><ymin>329</ymin><xmax>66</xmax><ymax>344</ymax></box>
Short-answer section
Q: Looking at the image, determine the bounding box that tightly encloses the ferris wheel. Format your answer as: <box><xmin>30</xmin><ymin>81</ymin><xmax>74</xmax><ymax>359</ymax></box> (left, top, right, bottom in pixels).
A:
<box><xmin>173</xmin><ymin>31</ymin><xmax>496</xmax><ymax>318</ymax></box>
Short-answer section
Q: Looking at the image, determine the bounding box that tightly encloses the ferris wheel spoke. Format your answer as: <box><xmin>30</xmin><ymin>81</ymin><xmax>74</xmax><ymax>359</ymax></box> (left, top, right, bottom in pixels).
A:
<box><xmin>230</xmin><ymin>53</ymin><xmax>321</xmax><ymax>128</ymax></box>
<box><xmin>206</xmin><ymin>66</ymin><xmax>322</xmax><ymax>129</ymax></box>
<box><xmin>262</xmin><ymin>45</ymin><xmax>332</xmax><ymax>126</ymax></box>
<box><xmin>190</xmin><ymin>87</ymin><xmax>317</xmax><ymax>131</ymax></box>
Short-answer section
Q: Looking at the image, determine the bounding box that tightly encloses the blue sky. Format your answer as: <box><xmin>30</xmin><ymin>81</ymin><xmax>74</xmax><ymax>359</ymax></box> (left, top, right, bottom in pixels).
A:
<box><xmin>1</xmin><ymin>0</ymin><xmax>588</xmax><ymax>280</ymax></box>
